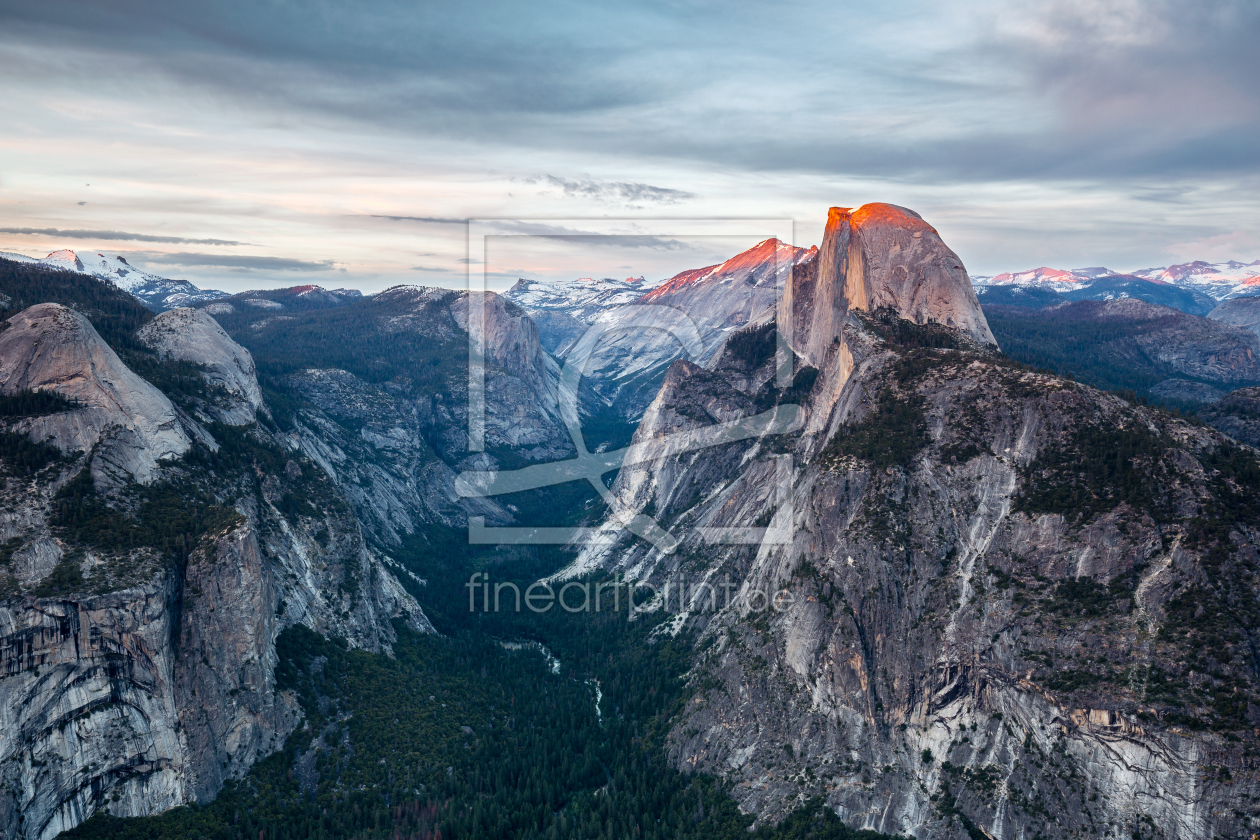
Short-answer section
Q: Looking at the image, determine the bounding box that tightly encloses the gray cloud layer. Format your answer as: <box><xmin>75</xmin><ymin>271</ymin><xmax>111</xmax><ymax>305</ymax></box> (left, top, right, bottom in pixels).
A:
<box><xmin>3</xmin><ymin>0</ymin><xmax>1255</xmax><ymax>185</ymax></box>
<box><xmin>537</xmin><ymin>176</ymin><xmax>694</xmax><ymax>205</ymax></box>
<box><xmin>372</xmin><ymin>215</ymin><xmax>467</xmax><ymax>225</ymax></box>
<box><xmin>142</xmin><ymin>253</ymin><xmax>337</xmax><ymax>271</ymax></box>
<box><xmin>1</xmin><ymin>0</ymin><xmax>1257</xmax><ymax>285</ymax></box>
<box><xmin>0</xmin><ymin>226</ymin><xmax>245</xmax><ymax>245</ymax></box>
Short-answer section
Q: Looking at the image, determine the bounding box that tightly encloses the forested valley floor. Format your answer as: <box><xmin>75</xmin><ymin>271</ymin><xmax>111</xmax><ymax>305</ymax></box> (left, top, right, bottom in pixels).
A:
<box><xmin>63</xmin><ymin>529</ymin><xmax>897</xmax><ymax>840</ymax></box>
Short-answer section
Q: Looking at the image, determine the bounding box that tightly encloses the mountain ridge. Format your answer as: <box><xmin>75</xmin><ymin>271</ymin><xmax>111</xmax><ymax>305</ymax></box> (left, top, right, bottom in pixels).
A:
<box><xmin>0</xmin><ymin>261</ymin><xmax>431</xmax><ymax>838</ymax></box>
<box><xmin>0</xmin><ymin>250</ymin><xmax>230</xmax><ymax>312</ymax></box>
<box><xmin>976</xmin><ymin>258</ymin><xmax>1260</xmax><ymax>302</ymax></box>
<box><xmin>560</xmin><ymin>205</ymin><xmax>1260</xmax><ymax>840</ymax></box>
<box><xmin>506</xmin><ymin>237</ymin><xmax>815</xmax><ymax>424</ymax></box>
<box><xmin>5</xmin><ymin>208</ymin><xmax>1260</xmax><ymax>840</ymax></box>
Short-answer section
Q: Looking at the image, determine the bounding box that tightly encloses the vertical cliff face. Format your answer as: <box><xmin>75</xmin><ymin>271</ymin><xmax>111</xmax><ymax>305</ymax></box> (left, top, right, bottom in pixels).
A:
<box><xmin>0</xmin><ymin>583</ymin><xmax>187</xmax><ymax>840</ymax></box>
<box><xmin>238</xmin><ymin>286</ymin><xmax>559</xmax><ymax>548</ymax></box>
<box><xmin>783</xmin><ymin>204</ymin><xmax>995</xmax><ymax>370</ymax></box>
<box><xmin>446</xmin><ymin>289</ymin><xmax>569</xmax><ymax>456</ymax></box>
<box><xmin>845</xmin><ymin>204</ymin><xmax>994</xmax><ymax>345</ymax></box>
<box><xmin>565</xmin><ymin>205</ymin><xmax>1260</xmax><ymax>840</ymax></box>
<box><xmin>0</xmin><ymin>297</ymin><xmax>430</xmax><ymax>839</ymax></box>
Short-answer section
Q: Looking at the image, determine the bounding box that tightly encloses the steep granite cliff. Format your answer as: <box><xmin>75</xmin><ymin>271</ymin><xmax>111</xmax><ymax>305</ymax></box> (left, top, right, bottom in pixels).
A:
<box><xmin>564</xmin><ymin>206</ymin><xmax>1260</xmax><ymax>839</ymax></box>
<box><xmin>783</xmin><ymin>204</ymin><xmax>994</xmax><ymax>371</ymax></box>
<box><xmin>0</xmin><ymin>290</ymin><xmax>429</xmax><ymax>839</ymax></box>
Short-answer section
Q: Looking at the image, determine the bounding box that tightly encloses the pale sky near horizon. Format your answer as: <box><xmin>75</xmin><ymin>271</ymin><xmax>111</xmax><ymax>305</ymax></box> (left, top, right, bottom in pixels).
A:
<box><xmin>1</xmin><ymin>0</ymin><xmax>1257</xmax><ymax>294</ymax></box>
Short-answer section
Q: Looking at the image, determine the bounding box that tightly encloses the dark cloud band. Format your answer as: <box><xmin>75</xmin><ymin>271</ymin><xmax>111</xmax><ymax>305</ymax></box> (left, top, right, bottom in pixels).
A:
<box><xmin>143</xmin><ymin>253</ymin><xmax>337</xmax><ymax>271</ymax></box>
<box><xmin>0</xmin><ymin>227</ymin><xmax>245</xmax><ymax>245</ymax></box>
<box><xmin>538</xmin><ymin>176</ymin><xmax>694</xmax><ymax>205</ymax></box>
<box><xmin>372</xmin><ymin>215</ymin><xmax>468</xmax><ymax>225</ymax></box>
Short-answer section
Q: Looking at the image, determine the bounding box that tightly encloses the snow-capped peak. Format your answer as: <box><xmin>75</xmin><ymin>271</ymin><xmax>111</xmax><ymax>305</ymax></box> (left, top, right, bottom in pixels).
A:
<box><xmin>642</xmin><ymin>238</ymin><xmax>814</xmax><ymax>302</ymax></box>
<box><xmin>1133</xmin><ymin>259</ymin><xmax>1260</xmax><ymax>297</ymax></box>
<box><xmin>506</xmin><ymin>275</ymin><xmax>660</xmax><ymax>324</ymax></box>
<box><xmin>0</xmin><ymin>248</ymin><xmax>229</xmax><ymax>311</ymax></box>
<box><xmin>975</xmin><ymin>258</ymin><xmax>1260</xmax><ymax>300</ymax></box>
<box><xmin>973</xmin><ymin>266</ymin><xmax>1104</xmax><ymax>290</ymax></box>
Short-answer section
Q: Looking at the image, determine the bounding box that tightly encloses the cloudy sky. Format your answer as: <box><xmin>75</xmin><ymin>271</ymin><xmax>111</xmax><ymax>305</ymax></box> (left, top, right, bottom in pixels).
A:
<box><xmin>0</xmin><ymin>0</ymin><xmax>1257</xmax><ymax>293</ymax></box>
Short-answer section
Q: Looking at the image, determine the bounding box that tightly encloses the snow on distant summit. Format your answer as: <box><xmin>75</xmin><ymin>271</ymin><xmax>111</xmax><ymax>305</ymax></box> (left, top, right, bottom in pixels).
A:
<box><xmin>0</xmin><ymin>249</ymin><xmax>230</xmax><ymax>311</ymax></box>
<box><xmin>975</xmin><ymin>258</ymin><xmax>1260</xmax><ymax>301</ymax></box>
<box><xmin>643</xmin><ymin>237</ymin><xmax>813</xmax><ymax>306</ymax></box>
<box><xmin>972</xmin><ymin>266</ymin><xmax>1115</xmax><ymax>292</ymax></box>
<box><xmin>507</xmin><ymin>275</ymin><xmax>657</xmax><ymax>324</ymax></box>
<box><xmin>506</xmin><ymin>238</ymin><xmax>814</xmax><ymax>420</ymax></box>
<box><xmin>1134</xmin><ymin>260</ymin><xmax>1260</xmax><ymax>299</ymax></box>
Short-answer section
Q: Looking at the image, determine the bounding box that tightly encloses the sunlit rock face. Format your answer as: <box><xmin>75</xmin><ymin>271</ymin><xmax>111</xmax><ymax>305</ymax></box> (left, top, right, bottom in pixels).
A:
<box><xmin>564</xmin><ymin>204</ymin><xmax>1260</xmax><ymax>840</ymax></box>
<box><xmin>0</xmin><ymin>303</ymin><xmax>190</xmax><ymax>486</ymax></box>
<box><xmin>784</xmin><ymin>204</ymin><xmax>995</xmax><ymax>370</ymax></box>
<box><xmin>641</xmin><ymin>238</ymin><xmax>815</xmax><ymax>332</ymax></box>
<box><xmin>507</xmin><ymin>238</ymin><xmax>815</xmax><ymax>423</ymax></box>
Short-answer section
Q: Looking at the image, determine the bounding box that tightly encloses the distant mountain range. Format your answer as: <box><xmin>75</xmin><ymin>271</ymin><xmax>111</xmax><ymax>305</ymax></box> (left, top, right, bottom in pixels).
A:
<box><xmin>505</xmin><ymin>237</ymin><xmax>814</xmax><ymax>420</ymax></box>
<box><xmin>974</xmin><ymin>258</ymin><xmax>1260</xmax><ymax>315</ymax></box>
<box><xmin>975</xmin><ymin>258</ymin><xmax>1260</xmax><ymax>298</ymax></box>
<box><xmin>11</xmin><ymin>212</ymin><xmax>1260</xmax><ymax>839</ymax></box>
<box><xmin>8</xmin><ymin>244</ymin><xmax>1258</xmax><ymax>323</ymax></box>
<box><xmin>0</xmin><ymin>249</ymin><xmax>376</xmax><ymax>316</ymax></box>
<box><xmin>0</xmin><ymin>248</ymin><xmax>231</xmax><ymax>311</ymax></box>
<box><xmin>7</xmin><ymin>243</ymin><xmax>1260</xmax><ymax>417</ymax></box>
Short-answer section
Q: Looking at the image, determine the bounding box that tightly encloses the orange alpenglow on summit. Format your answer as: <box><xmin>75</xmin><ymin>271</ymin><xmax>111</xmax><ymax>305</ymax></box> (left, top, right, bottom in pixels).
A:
<box><xmin>642</xmin><ymin>238</ymin><xmax>811</xmax><ymax>302</ymax></box>
<box><xmin>783</xmin><ymin>203</ymin><xmax>997</xmax><ymax>368</ymax></box>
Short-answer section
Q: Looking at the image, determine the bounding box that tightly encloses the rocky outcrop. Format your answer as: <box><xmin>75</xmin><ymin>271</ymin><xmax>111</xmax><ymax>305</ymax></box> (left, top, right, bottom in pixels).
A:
<box><xmin>359</xmin><ymin>286</ymin><xmax>570</xmax><ymax>465</ymax></box>
<box><xmin>1104</xmin><ymin>298</ymin><xmax>1260</xmax><ymax>382</ymax></box>
<box><xmin>845</xmin><ymin>204</ymin><xmax>994</xmax><ymax>346</ymax></box>
<box><xmin>1199</xmin><ymin>386</ymin><xmax>1260</xmax><ymax>447</ymax></box>
<box><xmin>186</xmin><ymin>285</ymin><xmax>556</xmax><ymax>546</ymax></box>
<box><xmin>1207</xmin><ymin>294</ymin><xmax>1260</xmax><ymax>336</ymax></box>
<box><xmin>284</xmin><ymin>368</ymin><xmax>510</xmax><ymax>544</ymax></box>
<box><xmin>0</xmin><ymin>499</ymin><xmax>430</xmax><ymax>840</ymax></box>
<box><xmin>447</xmin><ymin>289</ymin><xmax>563</xmax><ymax>445</ymax></box>
<box><xmin>173</xmin><ymin>522</ymin><xmax>296</xmax><ymax>803</ymax></box>
<box><xmin>138</xmin><ymin>307</ymin><xmax>264</xmax><ymax>425</ymax></box>
<box><xmin>0</xmin><ymin>584</ymin><xmax>187</xmax><ymax>840</ymax></box>
<box><xmin>0</xmin><ymin>303</ymin><xmax>191</xmax><ymax>485</ymax></box>
<box><xmin>573</xmin><ymin>315</ymin><xmax>1260</xmax><ymax>838</ymax></box>
<box><xmin>0</xmin><ymin>455</ymin><xmax>430</xmax><ymax>839</ymax></box>
<box><xmin>173</xmin><ymin>511</ymin><xmax>430</xmax><ymax>803</ymax></box>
